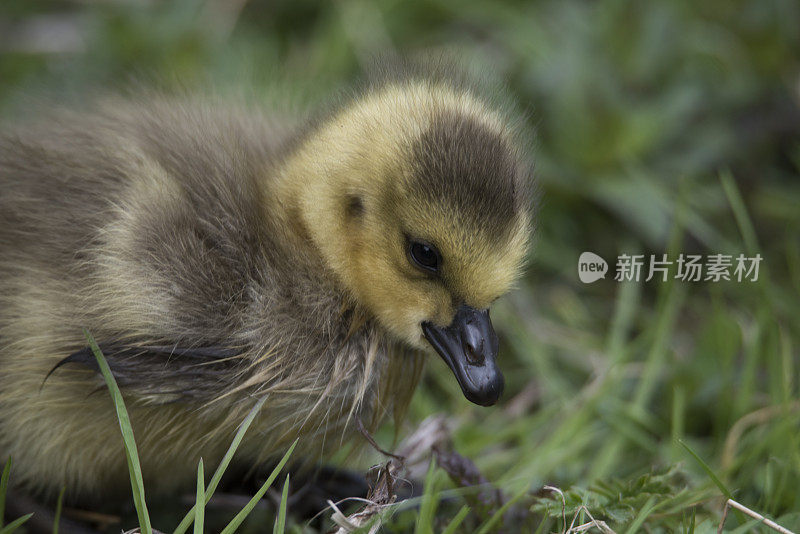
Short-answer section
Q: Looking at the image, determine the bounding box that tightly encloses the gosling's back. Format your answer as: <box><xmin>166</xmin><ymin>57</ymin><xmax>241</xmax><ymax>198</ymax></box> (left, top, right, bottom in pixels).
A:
<box><xmin>0</xmin><ymin>98</ymin><xmax>416</xmax><ymax>498</ymax></box>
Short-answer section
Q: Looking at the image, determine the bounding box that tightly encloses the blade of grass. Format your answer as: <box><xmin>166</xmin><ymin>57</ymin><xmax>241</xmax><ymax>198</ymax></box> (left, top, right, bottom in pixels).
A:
<box><xmin>475</xmin><ymin>487</ymin><xmax>529</xmax><ymax>534</ymax></box>
<box><xmin>220</xmin><ymin>438</ymin><xmax>298</xmax><ymax>534</ymax></box>
<box><xmin>678</xmin><ymin>439</ymin><xmax>732</xmax><ymax>498</ymax></box>
<box><xmin>532</xmin><ymin>513</ymin><xmax>549</xmax><ymax>534</ymax></box>
<box><xmin>441</xmin><ymin>505</ymin><xmax>470</xmax><ymax>534</ymax></box>
<box><xmin>720</xmin><ymin>170</ymin><xmax>759</xmax><ymax>255</ymax></box>
<box><xmin>273</xmin><ymin>474</ymin><xmax>290</xmax><ymax>534</ymax></box>
<box><xmin>415</xmin><ymin>459</ymin><xmax>440</xmax><ymax>534</ymax></box>
<box><xmin>0</xmin><ymin>458</ymin><xmax>10</xmax><ymax>528</ymax></box>
<box><xmin>84</xmin><ymin>329</ymin><xmax>152</xmax><ymax>534</ymax></box>
<box><xmin>672</xmin><ymin>385</ymin><xmax>686</xmax><ymax>449</ymax></box>
<box><xmin>173</xmin><ymin>396</ymin><xmax>267</xmax><ymax>534</ymax></box>
<box><xmin>679</xmin><ymin>439</ymin><xmax>746</xmax><ymax>525</ymax></box>
<box><xmin>624</xmin><ymin>496</ymin><xmax>657</xmax><ymax>534</ymax></box>
<box><xmin>194</xmin><ymin>459</ymin><xmax>204</xmax><ymax>534</ymax></box>
<box><xmin>587</xmin><ymin>275</ymin><xmax>642</xmax><ymax>480</ymax></box>
<box><xmin>632</xmin><ymin>282</ymin><xmax>686</xmax><ymax>409</ymax></box>
<box><xmin>53</xmin><ymin>486</ymin><xmax>65</xmax><ymax>534</ymax></box>
<box><xmin>728</xmin><ymin>519</ymin><xmax>766</xmax><ymax>533</ymax></box>
<box><xmin>0</xmin><ymin>513</ymin><xmax>33</xmax><ymax>534</ymax></box>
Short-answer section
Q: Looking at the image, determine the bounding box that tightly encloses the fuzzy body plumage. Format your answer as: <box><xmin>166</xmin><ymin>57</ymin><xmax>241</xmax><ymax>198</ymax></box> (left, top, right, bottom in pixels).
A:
<box><xmin>0</xmin><ymin>99</ymin><xmax>421</xmax><ymax>498</ymax></box>
<box><xmin>0</xmin><ymin>65</ymin><xmax>531</xmax><ymax>500</ymax></box>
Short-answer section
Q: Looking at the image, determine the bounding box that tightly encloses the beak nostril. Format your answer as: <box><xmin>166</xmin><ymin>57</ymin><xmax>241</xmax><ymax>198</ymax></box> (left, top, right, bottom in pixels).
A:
<box><xmin>462</xmin><ymin>324</ymin><xmax>485</xmax><ymax>365</ymax></box>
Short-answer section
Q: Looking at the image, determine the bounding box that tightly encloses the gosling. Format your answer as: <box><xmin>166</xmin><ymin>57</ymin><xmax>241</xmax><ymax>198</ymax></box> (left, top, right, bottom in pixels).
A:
<box><xmin>0</xmin><ymin>62</ymin><xmax>533</xmax><ymax>500</ymax></box>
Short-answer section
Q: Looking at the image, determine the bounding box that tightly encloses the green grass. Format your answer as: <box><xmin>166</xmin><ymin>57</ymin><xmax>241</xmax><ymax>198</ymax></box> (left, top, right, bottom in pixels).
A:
<box><xmin>85</xmin><ymin>330</ymin><xmax>152</xmax><ymax>534</ymax></box>
<box><xmin>0</xmin><ymin>514</ymin><xmax>33</xmax><ymax>534</ymax></box>
<box><xmin>415</xmin><ymin>460</ymin><xmax>441</xmax><ymax>534</ymax></box>
<box><xmin>0</xmin><ymin>459</ymin><xmax>33</xmax><ymax>534</ymax></box>
<box><xmin>193</xmin><ymin>460</ymin><xmax>204</xmax><ymax>534</ymax></box>
<box><xmin>85</xmin><ymin>333</ymin><xmax>298</xmax><ymax>533</ymax></box>
<box><xmin>2</xmin><ymin>0</ymin><xmax>799</xmax><ymax>532</ymax></box>
<box><xmin>0</xmin><ymin>459</ymin><xmax>10</xmax><ymax>529</ymax></box>
<box><xmin>172</xmin><ymin>396</ymin><xmax>271</xmax><ymax>534</ymax></box>
<box><xmin>52</xmin><ymin>487</ymin><xmax>65</xmax><ymax>534</ymax></box>
<box><xmin>218</xmin><ymin>443</ymin><xmax>297</xmax><ymax>534</ymax></box>
<box><xmin>273</xmin><ymin>475</ymin><xmax>289</xmax><ymax>534</ymax></box>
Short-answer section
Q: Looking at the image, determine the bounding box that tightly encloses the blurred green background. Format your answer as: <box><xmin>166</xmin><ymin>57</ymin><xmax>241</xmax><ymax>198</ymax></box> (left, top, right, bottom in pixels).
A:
<box><xmin>2</xmin><ymin>0</ymin><xmax>800</xmax><ymax>532</ymax></box>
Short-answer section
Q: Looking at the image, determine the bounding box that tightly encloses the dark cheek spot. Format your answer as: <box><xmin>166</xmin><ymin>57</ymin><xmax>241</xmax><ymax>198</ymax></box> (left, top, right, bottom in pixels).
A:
<box><xmin>345</xmin><ymin>194</ymin><xmax>364</xmax><ymax>219</ymax></box>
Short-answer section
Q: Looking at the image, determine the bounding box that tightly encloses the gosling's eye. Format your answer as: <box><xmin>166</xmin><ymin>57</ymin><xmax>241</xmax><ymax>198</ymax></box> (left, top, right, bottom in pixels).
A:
<box><xmin>408</xmin><ymin>239</ymin><xmax>441</xmax><ymax>273</ymax></box>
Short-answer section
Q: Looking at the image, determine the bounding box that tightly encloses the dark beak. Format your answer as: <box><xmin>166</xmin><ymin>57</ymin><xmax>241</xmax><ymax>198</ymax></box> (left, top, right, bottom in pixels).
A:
<box><xmin>421</xmin><ymin>305</ymin><xmax>504</xmax><ymax>406</ymax></box>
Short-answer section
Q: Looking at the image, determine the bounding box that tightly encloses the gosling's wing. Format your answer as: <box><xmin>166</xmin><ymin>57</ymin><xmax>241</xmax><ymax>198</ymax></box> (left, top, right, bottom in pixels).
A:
<box><xmin>49</xmin><ymin>344</ymin><xmax>243</xmax><ymax>403</ymax></box>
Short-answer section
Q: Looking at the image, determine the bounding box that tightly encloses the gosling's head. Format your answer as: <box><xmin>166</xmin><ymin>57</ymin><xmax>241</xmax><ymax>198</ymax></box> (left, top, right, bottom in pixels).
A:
<box><xmin>285</xmin><ymin>75</ymin><xmax>533</xmax><ymax>406</ymax></box>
